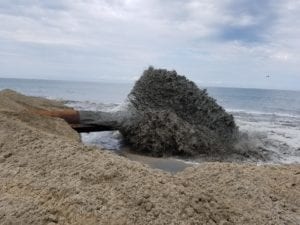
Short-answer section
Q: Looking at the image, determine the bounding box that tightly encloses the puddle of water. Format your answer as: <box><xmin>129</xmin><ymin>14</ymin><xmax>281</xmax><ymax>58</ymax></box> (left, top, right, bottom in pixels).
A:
<box><xmin>121</xmin><ymin>148</ymin><xmax>193</xmax><ymax>174</ymax></box>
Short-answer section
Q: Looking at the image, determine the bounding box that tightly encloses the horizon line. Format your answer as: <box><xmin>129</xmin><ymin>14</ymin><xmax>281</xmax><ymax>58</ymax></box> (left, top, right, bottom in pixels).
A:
<box><xmin>0</xmin><ymin>76</ymin><xmax>300</xmax><ymax>93</ymax></box>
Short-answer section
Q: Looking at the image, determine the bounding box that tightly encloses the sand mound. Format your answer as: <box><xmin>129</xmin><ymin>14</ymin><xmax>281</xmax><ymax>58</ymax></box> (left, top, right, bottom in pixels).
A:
<box><xmin>0</xmin><ymin>90</ymin><xmax>299</xmax><ymax>225</ymax></box>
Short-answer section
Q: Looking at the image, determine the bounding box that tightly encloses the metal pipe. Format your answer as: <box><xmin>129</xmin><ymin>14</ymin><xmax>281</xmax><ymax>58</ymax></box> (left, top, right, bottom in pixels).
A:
<box><xmin>31</xmin><ymin>109</ymin><xmax>117</xmax><ymax>132</ymax></box>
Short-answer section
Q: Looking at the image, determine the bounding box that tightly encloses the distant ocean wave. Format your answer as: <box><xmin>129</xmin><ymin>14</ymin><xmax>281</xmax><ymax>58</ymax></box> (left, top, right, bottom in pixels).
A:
<box><xmin>228</xmin><ymin>108</ymin><xmax>300</xmax><ymax>119</ymax></box>
<box><xmin>64</xmin><ymin>99</ymin><xmax>120</xmax><ymax>112</ymax></box>
<box><xmin>66</xmin><ymin>99</ymin><xmax>300</xmax><ymax>120</ymax></box>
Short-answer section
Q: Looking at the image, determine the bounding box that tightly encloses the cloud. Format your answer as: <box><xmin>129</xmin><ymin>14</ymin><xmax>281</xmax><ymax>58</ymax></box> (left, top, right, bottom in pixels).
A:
<box><xmin>192</xmin><ymin>0</ymin><xmax>278</xmax><ymax>43</ymax></box>
<box><xmin>0</xmin><ymin>0</ymin><xmax>299</xmax><ymax>89</ymax></box>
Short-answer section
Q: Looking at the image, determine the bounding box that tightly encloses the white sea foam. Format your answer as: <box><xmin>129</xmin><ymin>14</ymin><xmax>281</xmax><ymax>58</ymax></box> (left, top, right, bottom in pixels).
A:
<box><xmin>234</xmin><ymin>111</ymin><xmax>300</xmax><ymax>164</ymax></box>
<box><xmin>81</xmin><ymin>131</ymin><xmax>123</xmax><ymax>151</ymax></box>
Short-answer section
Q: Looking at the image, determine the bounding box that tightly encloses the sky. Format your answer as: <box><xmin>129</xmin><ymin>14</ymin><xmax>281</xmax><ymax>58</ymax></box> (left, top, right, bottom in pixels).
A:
<box><xmin>0</xmin><ymin>0</ymin><xmax>299</xmax><ymax>90</ymax></box>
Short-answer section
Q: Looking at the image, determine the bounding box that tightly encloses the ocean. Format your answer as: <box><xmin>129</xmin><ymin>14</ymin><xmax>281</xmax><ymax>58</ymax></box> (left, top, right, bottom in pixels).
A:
<box><xmin>1</xmin><ymin>77</ymin><xmax>300</xmax><ymax>165</ymax></box>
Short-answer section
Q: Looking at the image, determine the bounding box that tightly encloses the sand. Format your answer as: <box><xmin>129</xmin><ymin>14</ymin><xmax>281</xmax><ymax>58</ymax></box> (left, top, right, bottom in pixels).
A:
<box><xmin>0</xmin><ymin>89</ymin><xmax>299</xmax><ymax>225</ymax></box>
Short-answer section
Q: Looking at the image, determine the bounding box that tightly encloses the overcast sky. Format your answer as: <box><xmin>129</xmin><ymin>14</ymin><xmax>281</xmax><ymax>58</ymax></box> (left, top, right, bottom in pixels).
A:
<box><xmin>0</xmin><ymin>0</ymin><xmax>299</xmax><ymax>90</ymax></box>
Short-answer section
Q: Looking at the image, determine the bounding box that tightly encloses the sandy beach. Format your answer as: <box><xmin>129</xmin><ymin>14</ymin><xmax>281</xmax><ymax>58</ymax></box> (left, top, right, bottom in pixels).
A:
<box><xmin>0</xmin><ymin>89</ymin><xmax>299</xmax><ymax>225</ymax></box>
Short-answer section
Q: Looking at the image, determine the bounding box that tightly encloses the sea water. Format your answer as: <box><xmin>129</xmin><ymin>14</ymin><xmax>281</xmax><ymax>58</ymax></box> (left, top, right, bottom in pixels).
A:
<box><xmin>1</xmin><ymin>77</ymin><xmax>300</xmax><ymax>164</ymax></box>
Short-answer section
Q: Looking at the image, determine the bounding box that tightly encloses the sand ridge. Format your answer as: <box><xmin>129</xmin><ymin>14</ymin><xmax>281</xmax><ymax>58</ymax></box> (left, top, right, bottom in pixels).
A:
<box><xmin>0</xmin><ymin>90</ymin><xmax>299</xmax><ymax>225</ymax></box>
